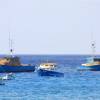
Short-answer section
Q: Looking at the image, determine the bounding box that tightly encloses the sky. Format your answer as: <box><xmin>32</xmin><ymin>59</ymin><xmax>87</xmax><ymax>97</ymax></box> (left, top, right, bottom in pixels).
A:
<box><xmin>0</xmin><ymin>0</ymin><xmax>100</xmax><ymax>54</ymax></box>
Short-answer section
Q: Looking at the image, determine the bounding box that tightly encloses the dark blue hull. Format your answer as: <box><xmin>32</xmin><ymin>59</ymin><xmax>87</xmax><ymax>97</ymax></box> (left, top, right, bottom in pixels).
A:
<box><xmin>79</xmin><ymin>65</ymin><xmax>100</xmax><ymax>71</ymax></box>
<box><xmin>0</xmin><ymin>65</ymin><xmax>35</xmax><ymax>73</ymax></box>
<box><xmin>38</xmin><ymin>69</ymin><xmax>64</xmax><ymax>77</ymax></box>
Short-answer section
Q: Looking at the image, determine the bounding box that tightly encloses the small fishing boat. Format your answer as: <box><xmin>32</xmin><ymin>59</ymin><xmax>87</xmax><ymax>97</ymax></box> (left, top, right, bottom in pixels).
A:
<box><xmin>0</xmin><ymin>56</ymin><xmax>35</xmax><ymax>73</ymax></box>
<box><xmin>80</xmin><ymin>35</ymin><xmax>100</xmax><ymax>71</ymax></box>
<box><xmin>0</xmin><ymin>33</ymin><xmax>35</xmax><ymax>73</ymax></box>
<box><xmin>38</xmin><ymin>63</ymin><xmax>64</xmax><ymax>77</ymax></box>
<box><xmin>80</xmin><ymin>58</ymin><xmax>100</xmax><ymax>71</ymax></box>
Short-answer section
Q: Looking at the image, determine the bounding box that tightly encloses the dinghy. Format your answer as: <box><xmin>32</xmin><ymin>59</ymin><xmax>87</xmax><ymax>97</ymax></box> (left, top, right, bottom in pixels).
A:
<box><xmin>2</xmin><ymin>73</ymin><xmax>14</xmax><ymax>80</ymax></box>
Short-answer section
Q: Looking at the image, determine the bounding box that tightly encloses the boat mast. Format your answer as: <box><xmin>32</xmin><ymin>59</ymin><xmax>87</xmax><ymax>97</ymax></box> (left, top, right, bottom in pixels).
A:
<box><xmin>9</xmin><ymin>32</ymin><xmax>14</xmax><ymax>57</ymax></box>
<box><xmin>91</xmin><ymin>33</ymin><xmax>96</xmax><ymax>59</ymax></box>
<box><xmin>91</xmin><ymin>41</ymin><xmax>96</xmax><ymax>58</ymax></box>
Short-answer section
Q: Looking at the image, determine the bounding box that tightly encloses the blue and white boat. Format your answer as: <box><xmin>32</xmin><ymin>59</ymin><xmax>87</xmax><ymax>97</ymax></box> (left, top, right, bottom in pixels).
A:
<box><xmin>80</xmin><ymin>57</ymin><xmax>100</xmax><ymax>71</ymax></box>
<box><xmin>80</xmin><ymin>38</ymin><xmax>100</xmax><ymax>71</ymax></box>
<box><xmin>37</xmin><ymin>63</ymin><xmax>64</xmax><ymax>77</ymax></box>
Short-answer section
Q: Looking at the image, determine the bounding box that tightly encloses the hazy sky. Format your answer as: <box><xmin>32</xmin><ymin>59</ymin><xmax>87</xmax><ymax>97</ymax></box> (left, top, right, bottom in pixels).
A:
<box><xmin>0</xmin><ymin>0</ymin><xmax>100</xmax><ymax>54</ymax></box>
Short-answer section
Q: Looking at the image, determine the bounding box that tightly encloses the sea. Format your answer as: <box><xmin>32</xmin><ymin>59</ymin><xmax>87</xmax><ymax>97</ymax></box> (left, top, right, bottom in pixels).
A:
<box><xmin>0</xmin><ymin>55</ymin><xmax>100</xmax><ymax>100</ymax></box>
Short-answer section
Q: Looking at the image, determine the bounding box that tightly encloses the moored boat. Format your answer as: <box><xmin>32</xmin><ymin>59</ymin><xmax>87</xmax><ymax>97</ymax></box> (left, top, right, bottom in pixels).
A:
<box><xmin>80</xmin><ymin>36</ymin><xmax>100</xmax><ymax>71</ymax></box>
<box><xmin>38</xmin><ymin>63</ymin><xmax>64</xmax><ymax>77</ymax></box>
<box><xmin>0</xmin><ymin>33</ymin><xmax>35</xmax><ymax>73</ymax></box>
<box><xmin>80</xmin><ymin>58</ymin><xmax>100</xmax><ymax>71</ymax></box>
<box><xmin>0</xmin><ymin>56</ymin><xmax>35</xmax><ymax>73</ymax></box>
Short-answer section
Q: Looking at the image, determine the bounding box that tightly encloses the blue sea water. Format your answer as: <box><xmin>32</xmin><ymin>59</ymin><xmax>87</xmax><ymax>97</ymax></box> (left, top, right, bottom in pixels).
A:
<box><xmin>0</xmin><ymin>55</ymin><xmax>100</xmax><ymax>100</ymax></box>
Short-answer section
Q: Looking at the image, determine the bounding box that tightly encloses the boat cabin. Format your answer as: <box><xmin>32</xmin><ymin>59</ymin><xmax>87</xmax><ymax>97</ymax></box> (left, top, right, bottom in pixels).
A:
<box><xmin>82</xmin><ymin>57</ymin><xmax>100</xmax><ymax>66</ymax></box>
<box><xmin>39</xmin><ymin>63</ymin><xmax>56</xmax><ymax>70</ymax></box>
<box><xmin>0</xmin><ymin>56</ymin><xmax>21</xmax><ymax>66</ymax></box>
<box><xmin>93</xmin><ymin>58</ymin><xmax>100</xmax><ymax>64</ymax></box>
<box><xmin>94</xmin><ymin>58</ymin><xmax>100</xmax><ymax>62</ymax></box>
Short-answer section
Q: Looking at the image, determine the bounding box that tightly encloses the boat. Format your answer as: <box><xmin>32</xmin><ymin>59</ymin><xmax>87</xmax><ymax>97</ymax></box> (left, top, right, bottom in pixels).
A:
<box><xmin>2</xmin><ymin>73</ymin><xmax>14</xmax><ymax>80</ymax></box>
<box><xmin>0</xmin><ymin>33</ymin><xmax>35</xmax><ymax>73</ymax></box>
<box><xmin>37</xmin><ymin>63</ymin><xmax>64</xmax><ymax>77</ymax></box>
<box><xmin>80</xmin><ymin>58</ymin><xmax>100</xmax><ymax>71</ymax></box>
<box><xmin>80</xmin><ymin>34</ymin><xmax>100</xmax><ymax>71</ymax></box>
<box><xmin>0</xmin><ymin>56</ymin><xmax>35</xmax><ymax>73</ymax></box>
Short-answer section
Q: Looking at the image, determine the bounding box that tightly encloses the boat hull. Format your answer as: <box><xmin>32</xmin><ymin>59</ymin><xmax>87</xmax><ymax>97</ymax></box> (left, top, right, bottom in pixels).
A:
<box><xmin>38</xmin><ymin>69</ymin><xmax>64</xmax><ymax>77</ymax></box>
<box><xmin>0</xmin><ymin>65</ymin><xmax>35</xmax><ymax>73</ymax></box>
<box><xmin>79</xmin><ymin>65</ymin><xmax>100</xmax><ymax>71</ymax></box>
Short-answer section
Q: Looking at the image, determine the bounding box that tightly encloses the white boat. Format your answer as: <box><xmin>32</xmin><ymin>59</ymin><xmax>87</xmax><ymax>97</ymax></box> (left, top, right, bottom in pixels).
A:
<box><xmin>2</xmin><ymin>73</ymin><xmax>14</xmax><ymax>80</ymax></box>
